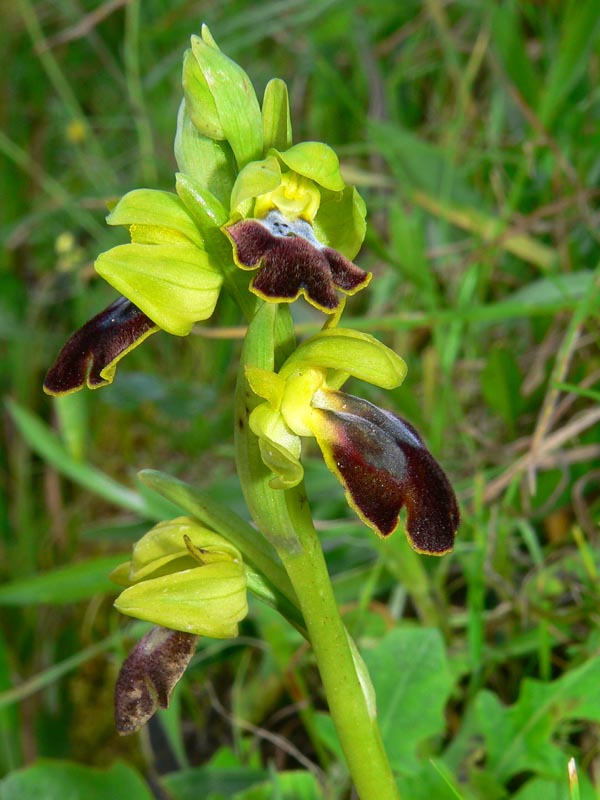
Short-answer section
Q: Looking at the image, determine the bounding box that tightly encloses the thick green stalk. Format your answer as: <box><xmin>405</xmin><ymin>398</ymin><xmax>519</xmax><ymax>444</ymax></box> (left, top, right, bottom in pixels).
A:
<box><xmin>235</xmin><ymin>303</ymin><xmax>400</xmax><ymax>799</ymax></box>
<box><xmin>280</xmin><ymin>492</ymin><xmax>400</xmax><ymax>800</ymax></box>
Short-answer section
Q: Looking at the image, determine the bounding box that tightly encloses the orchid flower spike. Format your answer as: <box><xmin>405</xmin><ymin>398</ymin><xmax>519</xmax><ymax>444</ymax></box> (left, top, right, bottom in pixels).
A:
<box><xmin>44</xmin><ymin>26</ymin><xmax>370</xmax><ymax>396</ymax></box>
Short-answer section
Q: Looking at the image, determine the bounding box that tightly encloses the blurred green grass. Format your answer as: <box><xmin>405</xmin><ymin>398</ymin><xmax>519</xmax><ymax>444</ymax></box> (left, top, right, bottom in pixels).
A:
<box><xmin>1</xmin><ymin>1</ymin><xmax>600</xmax><ymax>798</ymax></box>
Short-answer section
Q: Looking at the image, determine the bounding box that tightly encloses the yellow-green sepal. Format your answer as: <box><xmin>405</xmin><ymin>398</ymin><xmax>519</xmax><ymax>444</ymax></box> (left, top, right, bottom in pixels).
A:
<box><xmin>314</xmin><ymin>185</ymin><xmax>367</xmax><ymax>259</ymax></box>
<box><xmin>130</xmin><ymin>517</ymin><xmax>241</xmax><ymax>580</ymax></box>
<box><xmin>114</xmin><ymin>560</ymin><xmax>248</xmax><ymax>637</ymax></box>
<box><xmin>110</xmin><ymin>517</ymin><xmax>244</xmax><ymax>586</ymax></box>
<box><xmin>229</xmin><ymin>156</ymin><xmax>282</xmax><ymax>216</ymax></box>
<box><xmin>95</xmin><ymin>241</ymin><xmax>223</xmax><ymax>336</ymax></box>
<box><xmin>280</xmin><ymin>328</ymin><xmax>407</xmax><ymax>390</ymax></box>
<box><xmin>107</xmin><ymin>188</ymin><xmax>204</xmax><ymax>249</ymax></box>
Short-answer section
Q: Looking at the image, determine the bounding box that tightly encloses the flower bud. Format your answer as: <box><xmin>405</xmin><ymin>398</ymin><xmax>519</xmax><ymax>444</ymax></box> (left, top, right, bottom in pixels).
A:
<box><xmin>182</xmin><ymin>25</ymin><xmax>263</xmax><ymax>169</ymax></box>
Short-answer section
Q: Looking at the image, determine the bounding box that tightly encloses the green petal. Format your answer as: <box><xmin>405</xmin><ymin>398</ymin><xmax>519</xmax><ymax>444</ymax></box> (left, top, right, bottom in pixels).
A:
<box><xmin>114</xmin><ymin>561</ymin><xmax>248</xmax><ymax>637</ymax></box>
<box><xmin>245</xmin><ymin>365</ymin><xmax>285</xmax><ymax>407</ymax></box>
<box><xmin>281</xmin><ymin>329</ymin><xmax>407</xmax><ymax>390</ymax></box>
<box><xmin>258</xmin><ymin>436</ymin><xmax>304</xmax><ymax>489</ymax></box>
<box><xmin>249</xmin><ymin>405</ymin><xmax>303</xmax><ymax>489</ymax></box>
<box><xmin>174</xmin><ymin>100</ymin><xmax>237</xmax><ymax>208</ymax></box>
<box><xmin>184</xmin><ymin>27</ymin><xmax>263</xmax><ymax>169</ymax></box>
<box><xmin>230</xmin><ymin>156</ymin><xmax>281</xmax><ymax>215</ymax></box>
<box><xmin>262</xmin><ymin>78</ymin><xmax>292</xmax><ymax>153</ymax></box>
<box><xmin>275</xmin><ymin>142</ymin><xmax>345</xmax><ymax>192</ymax></box>
<box><xmin>313</xmin><ymin>185</ymin><xmax>367</xmax><ymax>259</ymax></box>
<box><xmin>107</xmin><ymin>188</ymin><xmax>204</xmax><ymax>249</ymax></box>
<box><xmin>95</xmin><ymin>242</ymin><xmax>223</xmax><ymax>336</ymax></box>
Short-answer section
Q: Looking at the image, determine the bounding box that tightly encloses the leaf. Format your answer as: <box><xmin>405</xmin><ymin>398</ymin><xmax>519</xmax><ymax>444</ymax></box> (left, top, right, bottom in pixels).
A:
<box><xmin>53</xmin><ymin>392</ymin><xmax>88</xmax><ymax>461</ymax></box>
<box><xmin>0</xmin><ymin>556</ymin><xmax>124</xmax><ymax>605</ymax></box>
<box><xmin>506</xmin><ymin>270</ymin><xmax>594</xmax><ymax>306</ymax></box>
<box><xmin>0</xmin><ymin>629</ymin><xmax>21</xmax><ymax>772</ymax></box>
<box><xmin>369</xmin><ymin>120</ymin><xmax>484</xmax><ymax>209</ymax></box>
<box><xmin>0</xmin><ymin>760</ymin><xmax>153</xmax><ymax>800</ymax></box>
<box><xmin>388</xmin><ymin>201</ymin><xmax>438</xmax><ymax>304</ymax></box>
<box><xmin>362</xmin><ymin>627</ymin><xmax>453</xmax><ymax>774</ymax></box>
<box><xmin>162</xmin><ymin>766</ymin><xmax>269</xmax><ymax>800</ymax></box>
<box><xmin>396</xmin><ymin>759</ymin><xmax>474</xmax><ymax>800</ymax></box>
<box><xmin>236</xmin><ymin>770</ymin><xmax>322</xmax><ymax>800</ymax></box>
<box><xmin>475</xmin><ymin>655</ymin><xmax>600</xmax><ymax>783</ymax></box>
<box><xmin>405</xmin><ymin>188</ymin><xmax>556</xmax><ymax>271</ymax></box>
<box><xmin>513</xmin><ymin>772</ymin><xmax>596</xmax><ymax>800</ymax></box>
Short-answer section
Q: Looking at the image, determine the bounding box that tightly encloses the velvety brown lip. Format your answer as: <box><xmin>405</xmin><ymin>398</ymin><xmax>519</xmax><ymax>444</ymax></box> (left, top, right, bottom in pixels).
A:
<box><xmin>226</xmin><ymin>214</ymin><xmax>370</xmax><ymax>312</ymax></box>
<box><xmin>313</xmin><ymin>392</ymin><xmax>460</xmax><ymax>553</ymax></box>
<box><xmin>44</xmin><ymin>296</ymin><xmax>157</xmax><ymax>395</ymax></box>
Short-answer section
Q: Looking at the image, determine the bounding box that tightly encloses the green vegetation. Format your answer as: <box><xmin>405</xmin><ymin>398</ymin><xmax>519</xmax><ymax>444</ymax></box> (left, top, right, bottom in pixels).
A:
<box><xmin>1</xmin><ymin>1</ymin><xmax>600</xmax><ymax>798</ymax></box>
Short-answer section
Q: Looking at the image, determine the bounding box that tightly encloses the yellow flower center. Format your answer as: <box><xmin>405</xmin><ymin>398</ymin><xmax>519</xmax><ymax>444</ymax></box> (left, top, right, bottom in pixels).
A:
<box><xmin>254</xmin><ymin>171</ymin><xmax>321</xmax><ymax>222</ymax></box>
<box><xmin>280</xmin><ymin>367</ymin><xmax>325</xmax><ymax>437</ymax></box>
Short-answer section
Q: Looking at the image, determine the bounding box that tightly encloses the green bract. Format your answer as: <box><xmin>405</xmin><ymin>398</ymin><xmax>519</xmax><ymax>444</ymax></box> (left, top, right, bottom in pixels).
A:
<box><xmin>174</xmin><ymin>101</ymin><xmax>237</xmax><ymax>209</ymax></box>
<box><xmin>112</xmin><ymin>517</ymin><xmax>249</xmax><ymax>637</ymax></box>
<box><xmin>261</xmin><ymin>79</ymin><xmax>292</xmax><ymax>152</ymax></box>
<box><xmin>182</xmin><ymin>24</ymin><xmax>263</xmax><ymax>170</ymax></box>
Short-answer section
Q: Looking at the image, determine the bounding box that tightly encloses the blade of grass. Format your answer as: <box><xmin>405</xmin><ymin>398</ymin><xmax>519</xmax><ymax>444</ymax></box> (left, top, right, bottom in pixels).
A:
<box><xmin>7</xmin><ymin>400</ymin><xmax>177</xmax><ymax>519</ymax></box>
<box><xmin>0</xmin><ymin>554</ymin><xmax>124</xmax><ymax>606</ymax></box>
<box><xmin>538</xmin><ymin>1</ymin><xmax>600</xmax><ymax>129</ymax></box>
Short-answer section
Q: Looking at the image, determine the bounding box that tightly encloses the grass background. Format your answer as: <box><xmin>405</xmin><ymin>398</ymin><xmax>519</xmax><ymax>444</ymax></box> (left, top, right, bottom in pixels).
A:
<box><xmin>1</xmin><ymin>1</ymin><xmax>600</xmax><ymax>798</ymax></box>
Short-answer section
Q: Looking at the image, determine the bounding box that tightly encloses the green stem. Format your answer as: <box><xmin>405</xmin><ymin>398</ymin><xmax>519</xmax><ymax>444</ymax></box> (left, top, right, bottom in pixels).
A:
<box><xmin>235</xmin><ymin>302</ymin><xmax>400</xmax><ymax>799</ymax></box>
<box><xmin>281</xmin><ymin>492</ymin><xmax>400</xmax><ymax>800</ymax></box>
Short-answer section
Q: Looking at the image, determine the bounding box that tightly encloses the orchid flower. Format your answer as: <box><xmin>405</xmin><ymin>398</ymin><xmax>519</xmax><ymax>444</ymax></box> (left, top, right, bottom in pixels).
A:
<box><xmin>110</xmin><ymin>517</ymin><xmax>249</xmax><ymax>733</ymax></box>
<box><xmin>246</xmin><ymin>327</ymin><xmax>459</xmax><ymax>555</ymax></box>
